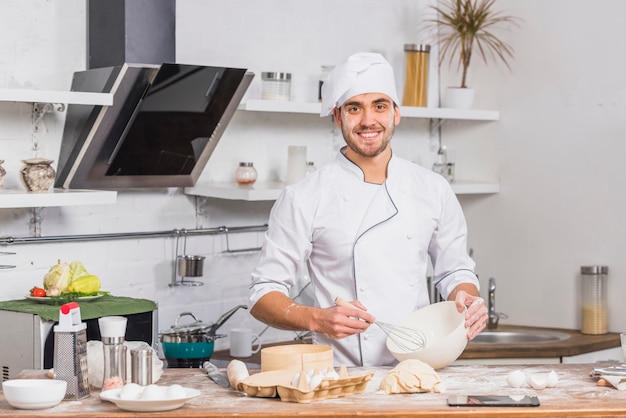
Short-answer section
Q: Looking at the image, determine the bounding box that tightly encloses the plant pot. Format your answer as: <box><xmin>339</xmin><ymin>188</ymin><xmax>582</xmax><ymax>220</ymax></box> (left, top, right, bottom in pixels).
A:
<box><xmin>444</xmin><ymin>87</ymin><xmax>475</xmax><ymax>109</ymax></box>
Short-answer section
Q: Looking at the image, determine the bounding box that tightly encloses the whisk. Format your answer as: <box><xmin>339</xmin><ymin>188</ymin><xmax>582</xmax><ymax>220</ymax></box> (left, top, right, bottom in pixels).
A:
<box><xmin>334</xmin><ymin>297</ymin><xmax>426</xmax><ymax>352</ymax></box>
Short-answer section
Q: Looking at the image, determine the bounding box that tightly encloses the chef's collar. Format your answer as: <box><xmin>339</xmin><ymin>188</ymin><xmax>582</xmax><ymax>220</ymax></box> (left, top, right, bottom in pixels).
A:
<box><xmin>320</xmin><ymin>52</ymin><xmax>399</xmax><ymax>117</ymax></box>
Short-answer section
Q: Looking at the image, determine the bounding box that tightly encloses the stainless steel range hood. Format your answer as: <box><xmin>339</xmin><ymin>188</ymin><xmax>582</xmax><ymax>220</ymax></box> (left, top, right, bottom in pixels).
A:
<box><xmin>55</xmin><ymin>63</ymin><xmax>253</xmax><ymax>189</ymax></box>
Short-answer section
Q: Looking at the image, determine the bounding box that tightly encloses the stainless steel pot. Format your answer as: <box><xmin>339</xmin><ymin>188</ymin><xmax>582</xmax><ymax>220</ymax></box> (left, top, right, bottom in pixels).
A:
<box><xmin>177</xmin><ymin>255</ymin><xmax>205</xmax><ymax>277</ymax></box>
<box><xmin>158</xmin><ymin>305</ymin><xmax>247</xmax><ymax>362</ymax></box>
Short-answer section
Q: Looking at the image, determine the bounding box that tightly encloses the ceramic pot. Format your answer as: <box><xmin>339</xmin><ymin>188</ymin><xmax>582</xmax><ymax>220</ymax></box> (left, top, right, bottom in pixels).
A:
<box><xmin>444</xmin><ymin>87</ymin><xmax>475</xmax><ymax>109</ymax></box>
<box><xmin>20</xmin><ymin>158</ymin><xmax>56</xmax><ymax>192</ymax></box>
<box><xmin>0</xmin><ymin>160</ymin><xmax>6</xmax><ymax>188</ymax></box>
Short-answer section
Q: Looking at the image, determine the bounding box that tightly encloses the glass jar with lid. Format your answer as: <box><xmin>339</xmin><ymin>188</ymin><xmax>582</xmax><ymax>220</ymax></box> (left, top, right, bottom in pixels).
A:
<box><xmin>261</xmin><ymin>72</ymin><xmax>291</xmax><ymax>101</ymax></box>
<box><xmin>580</xmin><ymin>265</ymin><xmax>608</xmax><ymax>335</ymax></box>
<box><xmin>234</xmin><ymin>162</ymin><xmax>258</xmax><ymax>185</ymax></box>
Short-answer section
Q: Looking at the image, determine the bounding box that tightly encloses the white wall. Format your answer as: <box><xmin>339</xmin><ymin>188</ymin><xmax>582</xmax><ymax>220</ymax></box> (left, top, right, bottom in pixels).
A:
<box><xmin>0</xmin><ymin>0</ymin><xmax>625</xmax><ymax>358</ymax></box>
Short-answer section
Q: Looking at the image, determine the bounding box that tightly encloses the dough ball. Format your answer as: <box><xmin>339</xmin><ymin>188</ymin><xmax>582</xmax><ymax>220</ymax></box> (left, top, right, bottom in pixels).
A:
<box><xmin>379</xmin><ymin>359</ymin><xmax>445</xmax><ymax>394</ymax></box>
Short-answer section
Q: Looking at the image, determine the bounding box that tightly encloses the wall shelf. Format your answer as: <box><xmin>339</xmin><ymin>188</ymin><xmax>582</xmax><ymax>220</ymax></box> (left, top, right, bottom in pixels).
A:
<box><xmin>0</xmin><ymin>189</ymin><xmax>117</xmax><ymax>209</ymax></box>
<box><xmin>239</xmin><ymin>99</ymin><xmax>500</xmax><ymax>121</ymax></box>
<box><xmin>185</xmin><ymin>180</ymin><xmax>500</xmax><ymax>201</ymax></box>
<box><xmin>0</xmin><ymin>88</ymin><xmax>113</xmax><ymax>106</ymax></box>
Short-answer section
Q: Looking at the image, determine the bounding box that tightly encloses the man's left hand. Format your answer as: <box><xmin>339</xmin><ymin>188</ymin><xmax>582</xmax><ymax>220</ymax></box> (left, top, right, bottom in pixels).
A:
<box><xmin>454</xmin><ymin>290</ymin><xmax>487</xmax><ymax>340</ymax></box>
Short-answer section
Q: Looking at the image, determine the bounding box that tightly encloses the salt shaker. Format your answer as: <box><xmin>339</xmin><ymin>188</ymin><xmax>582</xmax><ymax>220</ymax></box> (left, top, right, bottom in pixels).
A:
<box><xmin>131</xmin><ymin>347</ymin><xmax>153</xmax><ymax>386</ymax></box>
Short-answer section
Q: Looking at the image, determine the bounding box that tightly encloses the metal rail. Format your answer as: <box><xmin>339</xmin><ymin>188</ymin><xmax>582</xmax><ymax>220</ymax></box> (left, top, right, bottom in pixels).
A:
<box><xmin>0</xmin><ymin>224</ymin><xmax>268</xmax><ymax>245</ymax></box>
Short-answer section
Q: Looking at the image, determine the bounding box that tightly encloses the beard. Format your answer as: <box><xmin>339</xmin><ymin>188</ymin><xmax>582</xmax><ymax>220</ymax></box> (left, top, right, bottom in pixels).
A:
<box><xmin>341</xmin><ymin>120</ymin><xmax>395</xmax><ymax>159</ymax></box>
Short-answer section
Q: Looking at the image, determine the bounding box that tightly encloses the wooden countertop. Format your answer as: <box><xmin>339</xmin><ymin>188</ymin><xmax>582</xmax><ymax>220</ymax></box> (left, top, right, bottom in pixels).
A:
<box><xmin>4</xmin><ymin>363</ymin><xmax>626</xmax><ymax>417</ymax></box>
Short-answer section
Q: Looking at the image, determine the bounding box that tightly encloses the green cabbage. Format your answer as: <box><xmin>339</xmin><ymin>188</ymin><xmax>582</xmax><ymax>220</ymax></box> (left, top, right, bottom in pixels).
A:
<box><xmin>69</xmin><ymin>260</ymin><xmax>90</xmax><ymax>282</ymax></box>
<box><xmin>43</xmin><ymin>261</ymin><xmax>71</xmax><ymax>296</ymax></box>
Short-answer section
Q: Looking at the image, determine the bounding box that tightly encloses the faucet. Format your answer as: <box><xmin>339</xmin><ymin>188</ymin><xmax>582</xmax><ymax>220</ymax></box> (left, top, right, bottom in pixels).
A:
<box><xmin>487</xmin><ymin>277</ymin><xmax>506</xmax><ymax>329</ymax></box>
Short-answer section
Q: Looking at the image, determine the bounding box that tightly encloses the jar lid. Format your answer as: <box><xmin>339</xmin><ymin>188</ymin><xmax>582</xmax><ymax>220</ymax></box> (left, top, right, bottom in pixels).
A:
<box><xmin>262</xmin><ymin>72</ymin><xmax>292</xmax><ymax>81</ymax></box>
<box><xmin>404</xmin><ymin>44</ymin><xmax>431</xmax><ymax>52</ymax></box>
<box><xmin>238</xmin><ymin>162</ymin><xmax>254</xmax><ymax>167</ymax></box>
<box><xmin>581</xmin><ymin>265</ymin><xmax>608</xmax><ymax>274</ymax></box>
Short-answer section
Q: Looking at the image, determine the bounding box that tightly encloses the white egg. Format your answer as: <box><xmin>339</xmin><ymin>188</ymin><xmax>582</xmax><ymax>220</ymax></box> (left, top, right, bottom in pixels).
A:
<box><xmin>166</xmin><ymin>384</ymin><xmax>187</xmax><ymax>399</ymax></box>
<box><xmin>119</xmin><ymin>383</ymin><xmax>143</xmax><ymax>400</ymax></box>
<box><xmin>546</xmin><ymin>370</ymin><xmax>559</xmax><ymax>387</ymax></box>
<box><xmin>141</xmin><ymin>384</ymin><xmax>166</xmax><ymax>400</ymax></box>
<box><xmin>309</xmin><ymin>373</ymin><xmax>324</xmax><ymax>390</ymax></box>
<box><xmin>527</xmin><ymin>373</ymin><xmax>548</xmax><ymax>390</ymax></box>
<box><xmin>291</xmin><ymin>372</ymin><xmax>301</xmax><ymax>387</ymax></box>
<box><xmin>325</xmin><ymin>369</ymin><xmax>339</xmax><ymax>380</ymax></box>
<box><xmin>506</xmin><ymin>370</ymin><xmax>526</xmax><ymax>388</ymax></box>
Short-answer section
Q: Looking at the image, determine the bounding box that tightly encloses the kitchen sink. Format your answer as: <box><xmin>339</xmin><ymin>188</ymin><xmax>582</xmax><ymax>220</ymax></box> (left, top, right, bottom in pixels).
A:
<box><xmin>470</xmin><ymin>330</ymin><xmax>571</xmax><ymax>345</ymax></box>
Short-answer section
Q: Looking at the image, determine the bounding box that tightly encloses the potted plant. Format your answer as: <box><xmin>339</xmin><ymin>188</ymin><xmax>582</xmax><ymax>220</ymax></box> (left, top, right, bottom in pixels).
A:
<box><xmin>426</xmin><ymin>0</ymin><xmax>519</xmax><ymax>108</ymax></box>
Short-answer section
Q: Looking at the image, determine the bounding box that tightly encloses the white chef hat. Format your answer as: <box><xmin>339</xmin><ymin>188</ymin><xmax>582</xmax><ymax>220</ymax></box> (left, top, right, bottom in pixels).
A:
<box><xmin>320</xmin><ymin>52</ymin><xmax>399</xmax><ymax>117</ymax></box>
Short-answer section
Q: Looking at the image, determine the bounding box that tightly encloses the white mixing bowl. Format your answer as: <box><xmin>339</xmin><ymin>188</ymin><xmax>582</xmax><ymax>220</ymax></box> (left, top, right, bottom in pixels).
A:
<box><xmin>386</xmin><ymin>301</ymin><xmax>467</xmax><ymax>369</ymax></box>
<box><xmin>2</xmin><ymin>379</ymin><xmax>67</xmax><ymax>409</ymax></box>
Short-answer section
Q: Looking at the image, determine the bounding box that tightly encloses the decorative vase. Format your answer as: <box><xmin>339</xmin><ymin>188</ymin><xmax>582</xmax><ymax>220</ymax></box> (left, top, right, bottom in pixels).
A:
<box><xmin>20</xmin><ymin>158</ymin><xmax>56</xmax><ymax>192</ymax></box>
<box><xmin>0</xmin><ymin>160</ymin><xmax>6</xmax><ymax>188</ymax></box>
<box><xmin>444</xmin><ymin>87</ymin><xmax>475</xmax><ymax>109</ymax></box>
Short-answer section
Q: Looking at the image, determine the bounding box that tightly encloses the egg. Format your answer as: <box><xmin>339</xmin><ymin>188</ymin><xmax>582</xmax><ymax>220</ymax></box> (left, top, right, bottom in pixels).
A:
<box><xmin>325</xmin><ymin>369</ymin><xmax>339</xmax><ymax>380</ymax></box>
<box><xmin>141</xmin><ymin>384</ymin><xmax>166</xmax><ymax>400</ymax></box>
<box><xmin>166</xmin><ymin>384</ymin><xmax>187</xmax><ymax>399</ymax></box>
<box><xmin>526</xmin><ymin>373</ymin><xmax>548</xmax><ymax>390</ymax></box>
<box><xmin>506</xmin><ymin>370</ymin><xmax>526</xmax><ymax>388</ymax></box>
<box><xmin>309</xmin><ymin>372</ymin><xmax>324</xmax><ymax>390</ymax></box>
<box><xmin>119</xmin><ymin>383</ymin><xmax>143</xmax><ymax>400</ymax></box>
<box><xmin>291</xmin><ymin>372</ymin><xmax>301</xmax><ymax>387</ymax></box>
<box><xmin>546</xmin><ymin>370</ymin><xmax>559</xmax><ymax>387</ymax></box>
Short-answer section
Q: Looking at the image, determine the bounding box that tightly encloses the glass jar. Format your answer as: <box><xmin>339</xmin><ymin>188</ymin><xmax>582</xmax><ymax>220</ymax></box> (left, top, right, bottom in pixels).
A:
<box><xmin>305</xmin><ymin>161</ymin><xmax>317</xmax><ymax>176</ymax></box>
<box><xmin>318</xmin><ymin>65</ymin><xmax>334</xmax><ymax>102</ymax></box>
<box><xmin>234</xmin><ymin>162</ymin><xmax>257</xmax><ymax>185</ymax></box>
<box><xmin>261</xmin><ymin>72</ymin><xmax>291</xmax><ymax>101</ymax></box>
<box><xmin>402</xmin><ymin>44</ymin><xmax>430</xmax><ymax>107</ymax></box>
<box><xmin>580</xmin><ymin>265</ymin><xmax>608</xmax><ymax>335</ymax></box>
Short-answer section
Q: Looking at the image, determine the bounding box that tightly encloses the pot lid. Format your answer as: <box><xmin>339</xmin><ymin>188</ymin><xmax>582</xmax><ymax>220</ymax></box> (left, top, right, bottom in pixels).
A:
<box><xmin>159</xmin><ymin>312</ymin><xmax>214</xmax><ymax>337</ymax></box>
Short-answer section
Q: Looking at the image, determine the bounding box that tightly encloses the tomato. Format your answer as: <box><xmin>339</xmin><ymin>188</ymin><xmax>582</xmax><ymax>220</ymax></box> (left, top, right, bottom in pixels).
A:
<box><xmin>30</xmin><ymin>287</ymin><xmax>46</xmax><ymax>297</ymax></box>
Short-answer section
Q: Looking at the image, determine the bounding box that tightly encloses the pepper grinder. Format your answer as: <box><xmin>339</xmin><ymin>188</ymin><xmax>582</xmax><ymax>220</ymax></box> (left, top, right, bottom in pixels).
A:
<box><xmin>98</xmin><ymin>316</ymin><xmax>128</xmax><ymax>391</ymax></box>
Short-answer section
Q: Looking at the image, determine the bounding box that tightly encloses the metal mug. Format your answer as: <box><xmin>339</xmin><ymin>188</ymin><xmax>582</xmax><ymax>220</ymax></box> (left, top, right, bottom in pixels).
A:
<box><xmin>177</xmin><ymin>255</ymin><xmax>205</xmax><ymax>277</ymax></box>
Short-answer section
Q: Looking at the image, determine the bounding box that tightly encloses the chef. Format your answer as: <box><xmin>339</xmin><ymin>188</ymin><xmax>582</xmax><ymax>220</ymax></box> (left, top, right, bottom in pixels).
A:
<box><xmin>249</xmin><ymin>52</ymin><xmax>487</xmax><ymax>367</ymax></box>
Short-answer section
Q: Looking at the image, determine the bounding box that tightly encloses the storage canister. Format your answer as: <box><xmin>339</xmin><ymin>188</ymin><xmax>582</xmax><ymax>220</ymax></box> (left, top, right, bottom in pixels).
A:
<box><xmin>261</xmin><ymin>72</ymin><xmax>291</xmax><ymax>101</ymax></box>
<box><xmin>234</xmin><ymin>162</ymin><xmax>258</xmax><ymax>185</ymax></box>
<box><xmin>402</xmin><ymin>44</ymin><xmax>430</xmax><ymax>107</ymax></box>
<box><xmin>580</xmin><ymin>265</ymin><xmax>608</xmax><ymax>335</ymax></box>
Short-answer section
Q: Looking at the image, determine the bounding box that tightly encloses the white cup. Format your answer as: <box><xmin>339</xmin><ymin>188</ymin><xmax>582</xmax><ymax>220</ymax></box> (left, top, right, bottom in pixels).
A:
<box><xmin>230</xmin><ymin>328</ymin><xmax>262</xmax><ymax>358</ymax></box>
<box><xmin>286</xmin><ymin>145</ymin><xmax>307</xmax><ymax>184</ymax></box>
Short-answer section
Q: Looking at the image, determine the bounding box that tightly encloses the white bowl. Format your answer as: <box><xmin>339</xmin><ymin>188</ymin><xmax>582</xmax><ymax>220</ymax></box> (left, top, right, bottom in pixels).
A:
<box><xmin>386</xmin><ymin>301</ymin><xmax>467</xmax><ymax>369</ymax></box>
<box><xmin>2</xmin><ymin>379</ymin><xmax>67</xmax><ymax>409</ymax></box>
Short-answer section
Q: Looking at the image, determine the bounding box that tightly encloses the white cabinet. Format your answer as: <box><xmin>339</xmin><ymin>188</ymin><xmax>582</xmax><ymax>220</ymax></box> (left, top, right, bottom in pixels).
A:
<box><xmin>185</xmin><ymin>100</ymin><xmax>501</xmax><ymax>201</ymax></box>
<box><xmin>0</xmin><ymin>88</ymin><xmax>117</xmax><ymax>208</ymax></box>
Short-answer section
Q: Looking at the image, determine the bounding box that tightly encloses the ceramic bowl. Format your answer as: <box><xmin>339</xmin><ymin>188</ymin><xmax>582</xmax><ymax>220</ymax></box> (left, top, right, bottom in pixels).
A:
<box><xmin>386</xmin><ymin>301</ymin><xmax>467</xmax><ymax>369</ymax></box>
<box><xmin>261</xmin><ymin>344</ymin><xmax>333</xmax><ymax>372</ymax></box>
<box><xmin>2</xmin><ymin>379</ymin><xmax>67</xmax><ymax>409</ymax></box>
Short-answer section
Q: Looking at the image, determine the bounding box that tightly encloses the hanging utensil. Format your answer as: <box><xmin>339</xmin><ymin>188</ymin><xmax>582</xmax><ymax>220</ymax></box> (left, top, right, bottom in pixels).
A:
<box><xmin>334</xmin><ymin>297</ymin><xmax>426</xmax><ymax>352</ymax></box>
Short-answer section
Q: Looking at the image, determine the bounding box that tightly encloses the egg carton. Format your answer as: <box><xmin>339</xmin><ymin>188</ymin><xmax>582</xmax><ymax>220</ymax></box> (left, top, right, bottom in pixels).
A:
<box><xmin>276</xmin><ymin>371</ymin><xmax>374</xmax><ymax>403</ymax></box>
<box><xmin>239</xmin><ymin>365</ymin><xmax>374</xmax><ymax>403</ymax></box>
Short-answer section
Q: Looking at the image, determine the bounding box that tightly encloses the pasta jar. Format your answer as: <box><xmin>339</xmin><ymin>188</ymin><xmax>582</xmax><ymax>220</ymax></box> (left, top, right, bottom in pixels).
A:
<box><xmin>261</xmin><ymin>72</ymin><xmax>291</xmax><ymax>101</ymax></box>
<box><xmin>402</xmin><ymin>44</ymin><xmax>430</xmax><ymax>107</ymax></box>
<box><xmin>580</xmin><ymin>265</ymin><xmax>608</xmax><ymax>335</ymax></box>
<box><xmin>234</xmin><ymin>162</ymin><xmax>257</xmax><ymax>185</ymax></box>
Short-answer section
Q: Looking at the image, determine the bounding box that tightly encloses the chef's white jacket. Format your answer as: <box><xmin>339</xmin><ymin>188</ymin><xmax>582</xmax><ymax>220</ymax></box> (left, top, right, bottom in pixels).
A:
<box><xmin>250</xmin><ymin>148</ymin><xmax>478</xmax><ymax>367</ymax></box>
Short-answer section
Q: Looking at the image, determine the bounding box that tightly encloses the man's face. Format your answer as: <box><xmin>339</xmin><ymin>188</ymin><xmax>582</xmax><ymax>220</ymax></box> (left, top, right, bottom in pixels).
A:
<box><xmin>333</xmin><ymin>93</ymin><xmax>401</xmax><ymax>159</ymax></box>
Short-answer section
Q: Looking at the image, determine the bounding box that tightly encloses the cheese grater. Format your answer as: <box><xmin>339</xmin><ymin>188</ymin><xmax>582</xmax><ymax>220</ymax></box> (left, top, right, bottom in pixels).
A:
<box><xmin>53</xmin><ymin>302</ymin><xmax>90</xmax><ymax>400</ymax></box>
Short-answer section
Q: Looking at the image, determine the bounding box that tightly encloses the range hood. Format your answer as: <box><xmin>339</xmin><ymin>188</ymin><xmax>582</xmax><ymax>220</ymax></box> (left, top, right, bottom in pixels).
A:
<box><xmin>55</xmin><ymin>63</ymin><xmax>253</xmax><ymax>189</ymax></box>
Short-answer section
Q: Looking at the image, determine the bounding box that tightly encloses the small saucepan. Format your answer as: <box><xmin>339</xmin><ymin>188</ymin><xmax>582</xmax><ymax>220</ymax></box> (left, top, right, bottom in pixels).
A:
<box><xmin>159</xmin><ymin>306</ymin><xmax>247</xmax><ymax>362</ymax></box>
